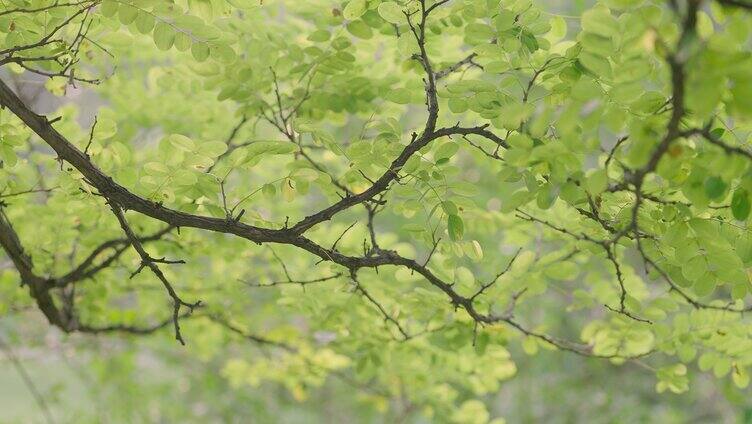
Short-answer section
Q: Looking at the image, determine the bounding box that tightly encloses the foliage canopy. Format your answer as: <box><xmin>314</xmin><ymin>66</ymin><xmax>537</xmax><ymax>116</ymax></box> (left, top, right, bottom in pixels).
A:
<box><xmin>3</xmin><ymin>0</ymin><xmax>752</xmax><ymax>421</ymax></box>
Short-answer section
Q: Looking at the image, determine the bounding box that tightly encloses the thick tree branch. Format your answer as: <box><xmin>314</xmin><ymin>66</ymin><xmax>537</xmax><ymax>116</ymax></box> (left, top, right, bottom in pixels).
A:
<box><xmin>715</xmin><ymin>0</ymin><xmax>752</xmax><ymax>9</ymax></box>
<box><xmin>0</xmin><ymin>209</ymin><xmax>67</xmax><ymax>328</ymax></box>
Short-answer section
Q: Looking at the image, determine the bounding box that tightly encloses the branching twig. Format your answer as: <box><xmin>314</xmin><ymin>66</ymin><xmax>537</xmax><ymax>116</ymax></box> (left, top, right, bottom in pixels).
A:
<box><xmin>109</xmin><ymin>204</ymin><xmax>200</xmax><ymax>345</ymax></box>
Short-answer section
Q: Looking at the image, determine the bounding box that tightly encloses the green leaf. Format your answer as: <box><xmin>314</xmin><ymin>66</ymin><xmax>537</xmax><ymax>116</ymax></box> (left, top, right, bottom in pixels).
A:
<box><xmin>578</xmin><ymin>52</ymin><xmax>611</xmax><ymax>78</ymax></box>
<box><xmin>377</xmin><ymin>2</ymin><xmax>403</xmax><ymax>24</ymax></box>
<box><xmin>308</xmin><ymin>30</ymin><xmax>331</xmax><ymax>42</ymax></box>
<box><xmin>467</xmin><ymin>240</ymin><xmax>484</xmax><ymax>261</ymax></box>
<box><xmin>731</xmin><ymin>189</ymin><xmax>751</xmax><ymax>220</ymax></box>
<box><xmin>95</xmin><ymin>119</ymin><xmax>117</xmax><ymax>140</ymax></box>
<box><xmin>522</xmin><ymin>336</ymin><xmax>539</xmax><ymax>355</ymax></box>
<box><xmin>694</xmin><ymin>275</ymin><xmax>716</xmax><ymax>297</ymax></box>
<box><xmin>0</xmin><ymin>144</ymin><xmax>18</xmax><ymax>167</ymax></box>
<box><xmin>100</xmin><ymin>0</ymin><xmax>118</xmax><ymax>17</ymax></box>
<box><xmin>153</xmin><ymin>23</ymin><xmax>176</xmax><ymax>51</ymax></box>
<box><xmin>262</xmin><ymin>183</ymin><xmax>276</xmax><ymax>198</ymax></box>
<box><xmin>174</xmin><ymin>32</ymin><xmax>192</xmax><ymax>52</ymax></box>
<box><xmin>385</xmin><ymin>88</ymin><xmax>412</xmax><ymax>104</ymax></box>
<box><xmin>135</xmin><ymin>13</ymin><xmax>155</xmax><ymax>34</ymax></box>
<box><xmin>118</xmin><ymin>5</ymin><xmax>138</xmax><ymax>25</ymax></box>
<box><xmin>144</xmin><ymin>162</ymin><xmax>170</xmax><ymax>175</ymax></box>
<box><xmin>536</xmin><ymin>183</ymin><xmax>557</xmax><ymax>209</ymax></box>
<box><xmin>346</xmin><ymin>20</ymin><xmax>373</xmax><ymax>39</ymax></box>
<box><xmin>581</xmin><ymin>6</ymin><xmax>617</xmax><ymax>37</ymax></box>
<box><xmin>494</xmin><ymin>11</ymin><xmax>515</xmax><ymax>32</ymax></box>
<box><xmin>734</xmin><ymin>367</ymin><xmax>750</xmax><ymax>389</ymax></box>
<box><xmin>198</xmin><ymin>141</ymin><xmax>229</xmax><ymax>158</ymax></box>
<box><xmin>441</xmin><ymin>200</ymin><xmax>458</xmax><ymax>215</ymax></box>
<box><xmin>448</xmin><ymin>97</ymin><xmax>468</xmax><ymax>113</ymax></box>
<box><xmin>173</xmin><ymin>169</ymin><xmax>198</xmax><ymax>186</ymax></box>
<box><xmin>191</xmin><ymin>43</ymin><xmax>211</xmax><ymax>61</ymax></box>
<box><xmin>211</xmin><ymin>44</ymin><xmax>237</xmax><ymax>64</ymax></box>
<box><xmin>548</xmin><ymin>16</ymin><xmax>567</xmax><ymax>41</ymax></box>
<box><xmin>343</xmin><ymin>0</ymin><xmax>367</xmax><ymax>20</ymax></box>
<box><xmin>544</xmin><ymin>262</ymin><xmax>578</xmax><ymax>281</ymax></box>
<box><xmin>730</xmin><ymin>79</ymin><xmax>752</xmax><ymax>118</ymax></box>
<box><xmin>704</xmin><ymin>176</ymin><xmax>727</xmax><ymax>200</ymax></box>
<box><xmin>585</xmin><ymin>169</ymin><xmax>608</xmax><ymax>195</ymax></box>
<box><xmin>682</xmin><ymin>256</ymin><xmax>707</xmax><ymax>281</ymax></box>
<box><xmin>435</xmin><ymin>142</ymin><xmax>459</xmax><ymax>160</ymax></box>
<box><xmin>168</xmin><ymin>134</ymin><xmax>196</xmax><ymax>152</ymax></box>
<box><xmin>448</xmin><ymin>214</ymin><xmax>464</xmax><ymax>241</ymax></box>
